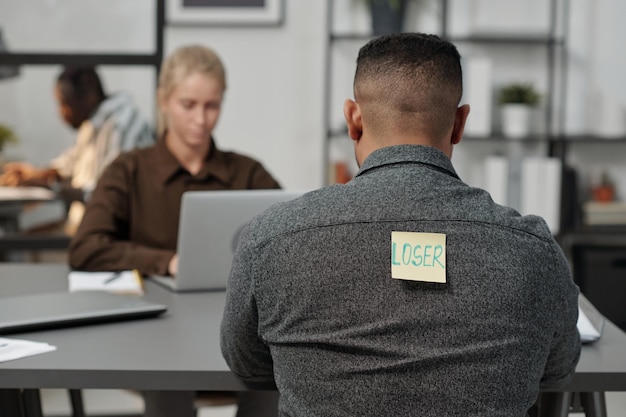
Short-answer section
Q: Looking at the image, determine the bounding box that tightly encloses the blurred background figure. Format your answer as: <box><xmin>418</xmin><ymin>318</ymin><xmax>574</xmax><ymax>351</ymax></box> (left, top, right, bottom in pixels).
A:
<box><xmin>0</xmin><ymin>66</ymin><xmax>155</xmax><ymax>234</ymax></box>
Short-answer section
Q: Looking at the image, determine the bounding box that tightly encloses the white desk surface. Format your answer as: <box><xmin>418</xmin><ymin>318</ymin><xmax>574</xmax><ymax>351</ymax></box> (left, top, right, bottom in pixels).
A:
<box><xmin>1</xmin><ymin>263</ymin><xmax>626</xmax><ymax>393</ymax></box>
<box><xmin>0</xmin><ymin>187</ymin><xmax>55</xmax><ymax>203</ymax></box>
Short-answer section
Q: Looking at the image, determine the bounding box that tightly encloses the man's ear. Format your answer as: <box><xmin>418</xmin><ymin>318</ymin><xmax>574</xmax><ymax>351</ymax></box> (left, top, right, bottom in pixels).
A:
<box><xmin>343</xmin><ymin>99</ymin><xmax>363</xmax><ymax>142</ymax></box>
<box><xmin>451</xmin><ymin>104</ymin><xmax>470</xmax><ymax>145</ymax></box>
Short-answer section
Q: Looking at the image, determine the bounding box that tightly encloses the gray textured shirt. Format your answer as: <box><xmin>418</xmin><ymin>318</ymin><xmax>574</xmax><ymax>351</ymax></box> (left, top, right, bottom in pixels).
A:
<box><xmin>221</xmin><ymin>145</ymin><xmax>581</xmax><ymax>417</ymax></box>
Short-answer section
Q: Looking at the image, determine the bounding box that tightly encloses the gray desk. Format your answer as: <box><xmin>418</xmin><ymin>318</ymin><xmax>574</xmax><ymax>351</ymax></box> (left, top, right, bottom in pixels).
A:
<box><xmin>0</xmin><ymin>263</ymin><xmax>246</xmax><ymax>392</ymax></box>
<box><xmin>0</xmin><ymin>187</ymin><xmax>58</xmax><ymax>234</ymax></box>
<box><xmin>537</xmin><ymin>320</ymin><xmax>626</xmax><ymax>417</ymax></box>
<box><xmin>560</xmin><ymin>232</ymin><xmax>626</xmax><ymax>333</ymax></box>
<box><xmin>2</xmin><ymin>263</ymin><xmax>626</xmax><ymax>417</ymax></box>
<box><xmin>0</xmin><ymin>189</ymin><xmax>67</xmax><ymax>261</ymax></box>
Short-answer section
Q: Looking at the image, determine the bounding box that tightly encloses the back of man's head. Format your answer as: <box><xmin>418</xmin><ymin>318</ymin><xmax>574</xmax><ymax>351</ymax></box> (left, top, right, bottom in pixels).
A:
<box><xmin>354</xmin><ymin>33</ymin><xmax>463</xmax><ymax>144</ymax></box>
<box><xmin>56</xmin><ymin>66</ymin><xmax>106</xmax><ymax>128</ymax></box>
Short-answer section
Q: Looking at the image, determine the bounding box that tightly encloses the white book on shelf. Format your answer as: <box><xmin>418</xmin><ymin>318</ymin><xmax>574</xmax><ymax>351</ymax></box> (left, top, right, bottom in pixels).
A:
<box><xmin>521</xmin><ymin>157</ymin><xmax>562</xmax><ymax>235</ymax></box>
<box><xmin>483</xmin><ymin>155</ymin><xmax>508</xmax><ymax>206</ymax></box>
<box><xmin>583</xmin><ymin>202</ymin><xmax>626</xmax><ymax>225</ymax></box>
<box><xmin>462</xmin><ymin>56</ymin><xmax>493</xmax><ymax>137</ymax></box>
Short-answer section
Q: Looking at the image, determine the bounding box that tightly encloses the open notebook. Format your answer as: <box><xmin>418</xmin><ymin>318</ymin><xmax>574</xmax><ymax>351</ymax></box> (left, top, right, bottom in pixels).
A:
<box><xmin>68</xmin><ymin>270</ymin><xmax>144</xmax><ymax>295</ymax></box>
<box><xmin>151</xmin><ymin>189</ymin><xmax>303</xmax><ymax>292</ymax></box>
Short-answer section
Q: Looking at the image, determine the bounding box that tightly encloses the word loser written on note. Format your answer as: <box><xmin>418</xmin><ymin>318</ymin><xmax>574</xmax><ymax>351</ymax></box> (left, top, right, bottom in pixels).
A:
<box><xmin>391</xmin><ymin>231</ymin><xmax>446</xmax><ymax>283</ymax></box>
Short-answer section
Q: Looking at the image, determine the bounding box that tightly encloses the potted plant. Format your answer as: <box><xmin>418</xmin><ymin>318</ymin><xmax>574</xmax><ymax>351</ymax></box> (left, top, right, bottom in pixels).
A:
<box><xmin>364</xmin><ymin>0</ymin><xmax>410</xmax><ymax>35</ymax></box>
<box><xmin>0</xmin><ymin>123</ymin><xmax>18</xmax><ymax>154</ymax></box>
<box><xmin>497</xmin><ymin>82</ymin><xmax>541</xmax><ymax>138</ymax></box>
<box><xmin>592</xmin><ymin>171</ymin><xmax>615</xmax><ymax>203</ymax></box>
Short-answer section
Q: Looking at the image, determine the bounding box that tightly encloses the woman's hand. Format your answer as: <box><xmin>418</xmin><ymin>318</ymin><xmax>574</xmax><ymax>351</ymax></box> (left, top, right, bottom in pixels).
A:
<box><xmin>0</xmin><ymin>162</ymin><xmax>36</xmax><ymax>186</ymax></box>
<box><xmin>0</xmin><ymin>162</ymin><xmax>59</xmax><ymax>186</ymax></box>
<box><xmin>168</xmin><ymin>254</ymin><xmax>179</xmax><ymax>276</ymax></box>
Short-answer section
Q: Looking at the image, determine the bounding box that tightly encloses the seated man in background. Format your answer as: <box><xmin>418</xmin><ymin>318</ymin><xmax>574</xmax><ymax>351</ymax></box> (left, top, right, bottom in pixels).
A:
<box><xmin>220</xmin><ymin>33</ymin><xmax>581</xmax><ymax>417</ymax></box>
<box><xmin>69</xmin><ymin>45</ymin><xmax>279</xmax><ymax>417</ymax></box>
<box><xmin>0</xmin><ymin>66</ymin><xmax>155</xmax><ymax>233</ymax></box>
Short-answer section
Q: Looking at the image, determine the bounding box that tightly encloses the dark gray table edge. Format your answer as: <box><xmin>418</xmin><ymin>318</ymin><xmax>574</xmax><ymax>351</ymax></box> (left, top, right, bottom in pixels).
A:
<box><xmin>0</xmin><ymin>369</ymin><xmax>248</xmax><ymax>391</ymax></box>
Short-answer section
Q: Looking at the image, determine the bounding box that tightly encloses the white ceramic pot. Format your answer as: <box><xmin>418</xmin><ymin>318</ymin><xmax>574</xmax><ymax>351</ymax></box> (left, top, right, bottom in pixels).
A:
<box><xmin>501</xmin><ymin>104</ymin><xmax>532</xmax><ymax>138</ymax></box>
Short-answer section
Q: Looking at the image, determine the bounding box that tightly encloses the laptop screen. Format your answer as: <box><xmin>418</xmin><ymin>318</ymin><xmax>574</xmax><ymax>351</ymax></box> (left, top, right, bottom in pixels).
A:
<box><xmin>169</xmin><ymin>189</ymin><xmax>304</xmax><ymax>292</ymax></box>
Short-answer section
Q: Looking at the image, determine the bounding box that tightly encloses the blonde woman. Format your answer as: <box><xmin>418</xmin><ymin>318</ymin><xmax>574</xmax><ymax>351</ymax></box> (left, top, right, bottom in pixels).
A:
<box><xmin>69</xmin><ymin>45</ymin><xmax>280</xmax><ymax>417</ymax></box>
<box><xmin>70</xmin><ymin>45</ymin><xmax>280</xmax><ymax>275</ymax></box>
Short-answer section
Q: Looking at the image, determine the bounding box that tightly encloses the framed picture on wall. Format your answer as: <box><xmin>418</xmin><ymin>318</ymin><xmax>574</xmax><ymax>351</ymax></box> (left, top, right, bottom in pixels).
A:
<box><xmin>167</xmin><ymin>0</ymin><xmax>284</xmax><ymax>27</ymax></box>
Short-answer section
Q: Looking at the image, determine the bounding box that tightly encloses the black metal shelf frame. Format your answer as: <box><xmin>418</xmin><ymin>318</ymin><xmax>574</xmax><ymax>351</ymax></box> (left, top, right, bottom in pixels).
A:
<box><xmin>0</xmin><ymin>0</ymin><xmax>165</xmax><ymax>83</ymax></box>
<box><xmin>323</xmin><ymin>0</ymin><xmax>572</xmax><ymax>185</ymax></box>
<box><xmin>323</xmin><ymin>0</ymin><xmax>599</xmax><ymax>236</ymax></box>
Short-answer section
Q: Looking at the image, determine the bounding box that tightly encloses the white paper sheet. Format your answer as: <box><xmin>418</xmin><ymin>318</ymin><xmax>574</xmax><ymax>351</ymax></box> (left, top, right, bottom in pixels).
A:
<box><xmin>0</xmin><ymin>337</ymin><xmax>56</xmax><ymax>363</ymax></box>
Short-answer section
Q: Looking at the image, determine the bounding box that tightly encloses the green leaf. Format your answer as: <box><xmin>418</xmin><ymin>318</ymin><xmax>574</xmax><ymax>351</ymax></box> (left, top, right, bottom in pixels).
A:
<box><xmin>0</xmin><ymin>124</ymin><xmax>19</xmax><ymax>151</ymax></box>
<box><xmin>498</xmin><ymin>82</ymin><xmax>541</xmax><ymax>106</ymax></box>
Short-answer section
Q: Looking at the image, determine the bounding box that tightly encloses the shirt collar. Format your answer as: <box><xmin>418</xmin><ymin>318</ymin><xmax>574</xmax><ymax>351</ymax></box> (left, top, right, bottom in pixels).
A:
<box><xmin>154</xmin><ymin>137</ymin><xmax>233</xmax><ymax>185</ymax></box>
<box><xmin>89</xmin><ymin>92</ymin><xmax>131</xmax><ymax>130</ymax></box>
<box><xmin>355</xmin><ymin>144</ymin><xmax>459</xmax><ymax>180</ymax></box>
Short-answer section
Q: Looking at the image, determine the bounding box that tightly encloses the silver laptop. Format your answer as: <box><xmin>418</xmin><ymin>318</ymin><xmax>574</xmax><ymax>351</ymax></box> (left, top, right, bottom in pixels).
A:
<box><xmin>151</xmin><ymin>189</ymin><xmax>303</xmax><ymax>292</ymax></box>
<box><xmin>0</xmin><ymin>291</ymin><xmax>167</xmax><ymax>335</ymax></box>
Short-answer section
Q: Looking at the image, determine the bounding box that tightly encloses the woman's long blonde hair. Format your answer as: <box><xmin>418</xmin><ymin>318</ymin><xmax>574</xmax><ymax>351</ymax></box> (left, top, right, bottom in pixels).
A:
<box><xmin>157</xmin><ymin>45</ymin><xmax>227</xmax><ymax>137</ymax></box>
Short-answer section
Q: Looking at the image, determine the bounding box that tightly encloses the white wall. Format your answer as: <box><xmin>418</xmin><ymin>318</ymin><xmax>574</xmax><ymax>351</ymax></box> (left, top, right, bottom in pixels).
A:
<box><xmin>0</xmin><ymin>1</ymin><xmax>326</xmax><ymax>190</ymax></box>
<box><xmin>165</xmin><ymin>1</ymin><xmax>326</xmax><ymax>190</ymax></box>
<box><xmin>448</xmin><ymin>0</ymin><xmax>626</xmax><ymax>202</ymax></box>
<box><xmin>1</xmin><ymin>0</ymin><xmax>626</xmax><ymax>198</ymax></box>
<box><xmin>0</xmin><ymin>0</ymin><xmax>156</xmax><ymax>169</ymax></box>
<box><xmin>565</xmin><ymin>0</ymin><xmax>626</xmax><ymax>201</ymax></box>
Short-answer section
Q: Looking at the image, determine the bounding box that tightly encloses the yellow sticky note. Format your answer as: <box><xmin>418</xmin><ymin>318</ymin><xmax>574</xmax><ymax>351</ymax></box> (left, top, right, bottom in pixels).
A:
<box><xmin>391</xmin><ymin>231</ymin><xmax>446</xmax><ymax>283</ymax></box>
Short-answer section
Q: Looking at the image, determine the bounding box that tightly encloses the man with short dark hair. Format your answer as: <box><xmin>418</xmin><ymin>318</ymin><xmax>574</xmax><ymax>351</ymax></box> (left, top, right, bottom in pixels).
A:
<box><xmin>55</xmin><ymin>67</ymin><xmax>106</xmax><ymax>130</ymax></box>
<box><xmin>0</xmin><ymin>66</ymin><xmax>155</xmax><ymax>233</ymax></box>
<box><xmin>221</xmin><ymin>33</ymin><xmax>580</xmax><ymax>417</ymax></box>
